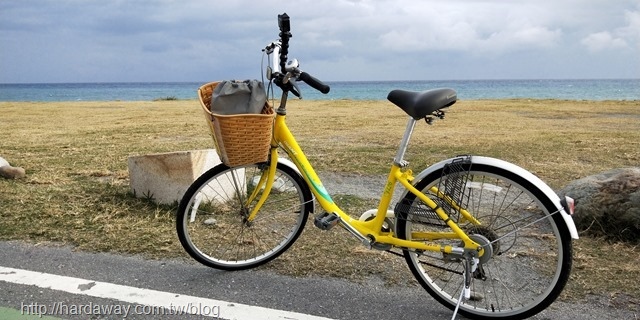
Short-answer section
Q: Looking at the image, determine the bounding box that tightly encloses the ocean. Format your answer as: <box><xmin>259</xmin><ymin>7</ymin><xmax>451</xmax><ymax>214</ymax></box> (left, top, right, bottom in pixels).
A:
<box><xmin>0</xmin><ymin>79</ymin><xmax>638</xmax><ymax>102</ymax></box>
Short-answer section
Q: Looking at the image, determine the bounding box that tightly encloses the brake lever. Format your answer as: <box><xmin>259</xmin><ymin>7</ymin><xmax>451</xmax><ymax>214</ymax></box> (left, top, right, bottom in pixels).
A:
<box><xmin>282</xmin><ymin>71</ymin><xmax>302</xmax><ymax>99</ymax></box>
<box><xmin>290</xmin><ymin>81</ymin><xmax>302</xmax><ymax>99</ymax></box>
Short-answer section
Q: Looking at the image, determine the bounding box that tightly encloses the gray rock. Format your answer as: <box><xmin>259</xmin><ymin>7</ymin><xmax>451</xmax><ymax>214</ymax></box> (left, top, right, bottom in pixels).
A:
<box><xmin>0</xmin><ymin>156</ymin><xmax>26</xmax><ymax>179</ymax></box>
<box><xmin>558</xmin><ymin>167</ymin><xmax>640</xmax><ymax>242</ymax></box>
<box><xmin>0</xmin><ymin>166</ymin><xmax>26</xmax><ymax>179</ymax></box>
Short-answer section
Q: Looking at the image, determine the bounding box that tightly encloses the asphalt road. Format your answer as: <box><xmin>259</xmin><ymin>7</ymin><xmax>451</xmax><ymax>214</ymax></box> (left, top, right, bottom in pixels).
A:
<box><xmin>0</xmin><ymin>241</ymin><xmax>635</xmax><ymax>320</ymax></box>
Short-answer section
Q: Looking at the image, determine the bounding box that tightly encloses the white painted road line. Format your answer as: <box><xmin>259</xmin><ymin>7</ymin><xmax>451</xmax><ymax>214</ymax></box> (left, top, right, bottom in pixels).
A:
<box><xmin>0</xmin><ymin>266</ymin><xmax>335</xmax><ymax>320</ymax></box>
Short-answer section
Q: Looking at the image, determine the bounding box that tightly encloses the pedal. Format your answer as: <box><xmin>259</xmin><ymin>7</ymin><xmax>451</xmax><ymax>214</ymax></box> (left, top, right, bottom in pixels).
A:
<box><xmin>371</xmin><ymin>242</ymin><xmax>392</xmax><ymax>251</ymax></box>
<box><xmin>314</xmin><ymin>212</ymin><xmax>340</xmax><ymax>230</ymax></box>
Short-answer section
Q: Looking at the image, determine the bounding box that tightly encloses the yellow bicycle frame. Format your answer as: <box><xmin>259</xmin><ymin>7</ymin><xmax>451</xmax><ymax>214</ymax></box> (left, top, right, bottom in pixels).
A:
<box><xmin>247</xmin><ymin>111</ymin><xmax>483</xmax><ymax>254</ymax></box>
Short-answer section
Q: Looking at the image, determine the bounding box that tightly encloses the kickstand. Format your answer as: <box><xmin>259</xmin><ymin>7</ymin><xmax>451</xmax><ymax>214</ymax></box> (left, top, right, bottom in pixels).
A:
<box><xmin>450</xmin><ymin>270</ymin><xmax>466</xmax><ymax>320</ymax></box>
<box><xmin>451</xmin><ymin>256</ymin><xmax>475</xmax><ymax>320</ymax></box>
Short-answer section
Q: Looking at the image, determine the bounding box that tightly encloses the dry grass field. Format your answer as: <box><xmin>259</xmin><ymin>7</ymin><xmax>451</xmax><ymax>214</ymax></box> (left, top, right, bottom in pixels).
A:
<box><xmin>1</xmin><ymin>98</ymin><xmax>639</xmax><ymax>308</ymax></box>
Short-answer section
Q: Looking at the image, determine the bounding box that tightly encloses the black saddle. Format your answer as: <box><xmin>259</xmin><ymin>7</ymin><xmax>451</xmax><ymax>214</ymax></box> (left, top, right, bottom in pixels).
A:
<box><xmin>387</xmin><ymin>88</ymin><xmax>457</xmax><ymax>119</ymax></box>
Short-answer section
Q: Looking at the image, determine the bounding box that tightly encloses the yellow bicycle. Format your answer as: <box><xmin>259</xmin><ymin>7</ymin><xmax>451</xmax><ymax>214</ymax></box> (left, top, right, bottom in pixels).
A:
<box><xmin>177</xmin><ymin>13</ymin><xmax>578</xmax><ymax>320</ymax></box>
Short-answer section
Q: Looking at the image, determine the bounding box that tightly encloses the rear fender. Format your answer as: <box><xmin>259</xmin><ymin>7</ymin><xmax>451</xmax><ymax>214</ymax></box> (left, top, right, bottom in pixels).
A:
<box><xmin>402</xmin><ymin>156</ymin><xmax>579</xmax><ymax>239</ymax></box>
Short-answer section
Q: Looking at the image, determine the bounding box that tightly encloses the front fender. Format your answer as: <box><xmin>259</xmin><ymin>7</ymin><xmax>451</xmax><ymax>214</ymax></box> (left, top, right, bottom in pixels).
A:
<box><xmin>402</xmin><ymin>156</ymin><xmax>579</xmax><ymax>239</ymax></box>
<box><xmin>277</xmin><ymin>158</ymin><xmax>314</xmax><ymax>212</ymax></box>
<box><xmin>278</xmin><ymin>158</ymin><xmax>300</xmax><ymax>175</ymax></box>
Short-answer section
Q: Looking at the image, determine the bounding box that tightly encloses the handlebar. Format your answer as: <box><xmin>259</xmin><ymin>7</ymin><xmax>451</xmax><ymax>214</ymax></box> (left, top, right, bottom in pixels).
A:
<box><xmin>268</xmin><ymin>13</ymin><xmax>330</xmax><ymax>95</ymax></box>
<box><xmin>299</xmin><ymin>72</ymin><xmax>330</xmax><ymax>94</ymax></box>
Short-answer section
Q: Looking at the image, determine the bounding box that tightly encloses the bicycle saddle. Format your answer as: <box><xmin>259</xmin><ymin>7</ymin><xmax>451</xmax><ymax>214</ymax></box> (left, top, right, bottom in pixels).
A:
<box><xmin>387</xmin><ymin>88</ymin><xmax>457</xmax><ymax>119</ymax></box>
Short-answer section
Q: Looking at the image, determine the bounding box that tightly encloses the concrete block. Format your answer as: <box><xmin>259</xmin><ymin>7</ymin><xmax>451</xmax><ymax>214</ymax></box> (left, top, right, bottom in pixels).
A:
<box><xmin>128</xmin><ymin>149</ymin><xmax>222</xmax><ymax>204</ymax></box>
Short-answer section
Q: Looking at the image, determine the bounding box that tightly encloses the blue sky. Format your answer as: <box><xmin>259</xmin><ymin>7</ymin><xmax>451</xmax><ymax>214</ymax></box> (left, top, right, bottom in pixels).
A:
<box><xmin>1</xmin><ymin>0</ymin><xmax>639</xmax><ymax>83</ymax></box>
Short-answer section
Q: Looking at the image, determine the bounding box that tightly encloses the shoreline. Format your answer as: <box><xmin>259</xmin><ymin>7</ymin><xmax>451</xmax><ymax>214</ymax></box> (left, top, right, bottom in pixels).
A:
<box><xmin>2</xmin><ymin>97</ymin><xmax>640</xmax><ymax>103</ymax></box>
<box><xmin>2</xmin><ymin>79</ymin><xmax>639</xmax><ymax>102</ymax></box>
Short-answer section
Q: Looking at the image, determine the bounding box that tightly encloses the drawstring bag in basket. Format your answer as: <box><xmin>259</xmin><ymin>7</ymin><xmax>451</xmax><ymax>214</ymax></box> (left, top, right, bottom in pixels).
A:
<box><xmin>198</xmin><ymin>80</ymin><xmax>275</xmax><ymax>167</ymax></box>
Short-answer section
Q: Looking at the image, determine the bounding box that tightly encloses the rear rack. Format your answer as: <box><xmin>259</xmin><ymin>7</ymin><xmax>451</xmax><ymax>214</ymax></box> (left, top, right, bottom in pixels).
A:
<box><xmin>395</xmin><ymin>156</ymin><xmax>472</xmax><ymax>227</ymax></box>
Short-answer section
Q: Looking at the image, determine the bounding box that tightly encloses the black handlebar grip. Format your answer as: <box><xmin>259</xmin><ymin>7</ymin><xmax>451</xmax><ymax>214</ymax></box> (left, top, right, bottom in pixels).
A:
<box><xmin>299</xmin><ymin>72</ymin><xmax>330</xmax><ymax>94</ymax></box>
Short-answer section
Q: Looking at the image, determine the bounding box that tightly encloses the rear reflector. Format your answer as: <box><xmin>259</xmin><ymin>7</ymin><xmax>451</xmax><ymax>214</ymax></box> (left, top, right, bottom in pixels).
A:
<box><xmin>560</xmin><ymin>196</ymin><xmax>575</xmax><ymax>216</ymax></box>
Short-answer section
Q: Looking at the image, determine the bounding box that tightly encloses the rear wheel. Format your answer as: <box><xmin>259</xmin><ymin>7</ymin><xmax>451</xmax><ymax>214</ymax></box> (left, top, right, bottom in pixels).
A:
<box><xmin>176</xmin><ymin>162</ymin><xmax>312</xmax><ymax>270</ymax></box>
<box><xmin>395</xmin><ymin>163</ymin><xmax>572</xmax><ymax>319</ymax></box>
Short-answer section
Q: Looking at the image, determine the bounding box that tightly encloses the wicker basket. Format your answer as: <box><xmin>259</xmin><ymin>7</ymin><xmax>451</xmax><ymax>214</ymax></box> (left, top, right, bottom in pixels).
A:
<box><xmin>198</xmin><ymin>82</ymin><xmax>275</xmax><ymax>167</ymax></box>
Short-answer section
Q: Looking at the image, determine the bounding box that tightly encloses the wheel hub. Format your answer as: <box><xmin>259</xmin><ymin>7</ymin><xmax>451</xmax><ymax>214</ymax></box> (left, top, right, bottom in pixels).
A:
<box><xmin>469</xmin><ymin>234</ymin><xmax>493</xmax><ymax>265</ymax></box>
<box><xmin>466</xmin><ymin>225</ymin><xmax>501</xmax><ymax>256</ymax></box>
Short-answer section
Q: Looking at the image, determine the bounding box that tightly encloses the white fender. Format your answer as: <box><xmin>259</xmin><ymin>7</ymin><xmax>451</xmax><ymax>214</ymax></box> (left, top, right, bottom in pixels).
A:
<box><xmin>277</xmin><ymin>158</ymin><xmax>315</xmax><ymax>211</ymax></box>
<box><xmin>358</xmin><ymin>209</ymin><xmax>395</xmax><ymax>221</ymax></box>
<box><xmin>402</xmin><ymin>156</ymin><xmax>579</xmax><ymax>240</ymax></box>
<box><xmin>278</xmin><ymin>158</ymin><xmax>301</xmax><ymax>175</ymax></box>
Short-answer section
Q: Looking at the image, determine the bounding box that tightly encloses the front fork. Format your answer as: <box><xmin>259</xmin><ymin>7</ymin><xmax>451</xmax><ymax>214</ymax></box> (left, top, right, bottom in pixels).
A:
<box><xmin>245</xmin><ymin>148</ymin><xmax>279</xmax><ymax>222</ymax></box>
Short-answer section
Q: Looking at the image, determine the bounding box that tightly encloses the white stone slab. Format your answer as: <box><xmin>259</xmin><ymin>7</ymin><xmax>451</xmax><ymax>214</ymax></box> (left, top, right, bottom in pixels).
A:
<box><xmin>128</xmin><ymin>150</ymin><xmax>221</xmax><ymax>204</ymax></box>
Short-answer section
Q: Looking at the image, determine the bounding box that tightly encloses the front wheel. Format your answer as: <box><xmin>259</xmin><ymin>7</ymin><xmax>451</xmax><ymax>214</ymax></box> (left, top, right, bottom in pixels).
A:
<box><xmin>176</xmin><ymin>162</ymin><xmax>312</xmax><ymax>270</ymax></box>
<box><xmin>395</xmin><ymin>162</ymin><xmax>573</xmax><ymax>320</ymax></box>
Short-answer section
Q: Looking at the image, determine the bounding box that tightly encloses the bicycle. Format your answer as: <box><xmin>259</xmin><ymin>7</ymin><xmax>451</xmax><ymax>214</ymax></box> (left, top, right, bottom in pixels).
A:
<box><xmin>176</xmin><ymin>13</ymin><xmax>579</xmax><ymax>320</ymax></box>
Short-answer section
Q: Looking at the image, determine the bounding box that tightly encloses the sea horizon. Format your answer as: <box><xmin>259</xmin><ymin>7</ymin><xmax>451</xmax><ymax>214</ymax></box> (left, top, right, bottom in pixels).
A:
<box><xmin>1</xmin><ymin>78</ymin><xmax>639</xmax><ymax>102</ymax></box>
<box><xmin>3</xmin><ymin>76</ymin><xmax>639</xmax><ymax>84</ymax></box>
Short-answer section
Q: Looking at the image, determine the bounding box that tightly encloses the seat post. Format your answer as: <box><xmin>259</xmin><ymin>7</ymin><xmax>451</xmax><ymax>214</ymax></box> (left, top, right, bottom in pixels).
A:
<box><xmin>393</xmin><ymin>117</ymin><xmax>417</xmax><ymax>166</ymax></box>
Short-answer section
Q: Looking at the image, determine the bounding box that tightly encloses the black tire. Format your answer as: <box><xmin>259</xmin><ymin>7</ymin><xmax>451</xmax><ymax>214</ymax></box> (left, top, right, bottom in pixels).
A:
<box><xmin>395</xmin><ymin>163</ymin><xmax>573</xmax><ymax>319</ymax></box>
<box><xmin>176</xmin><ymin>162</ymin><xmax>312</xmax><ymax>270</ymax></box>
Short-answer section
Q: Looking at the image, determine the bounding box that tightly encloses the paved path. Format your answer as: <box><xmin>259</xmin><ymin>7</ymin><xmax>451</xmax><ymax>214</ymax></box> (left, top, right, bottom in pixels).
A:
<box><xmin>0</xmin><ymin>241</ymin><xmax>635</xmax><ymax>320</ymax></box>
<box><xmin>0</xmin><ymin>265</ymin><xmax>334</xmax><ymax>319</ymax></box>
<box><xmin>0</xmin><ymin>241</ymin><xmax>455</xmax><ymax>320</ymax></box>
